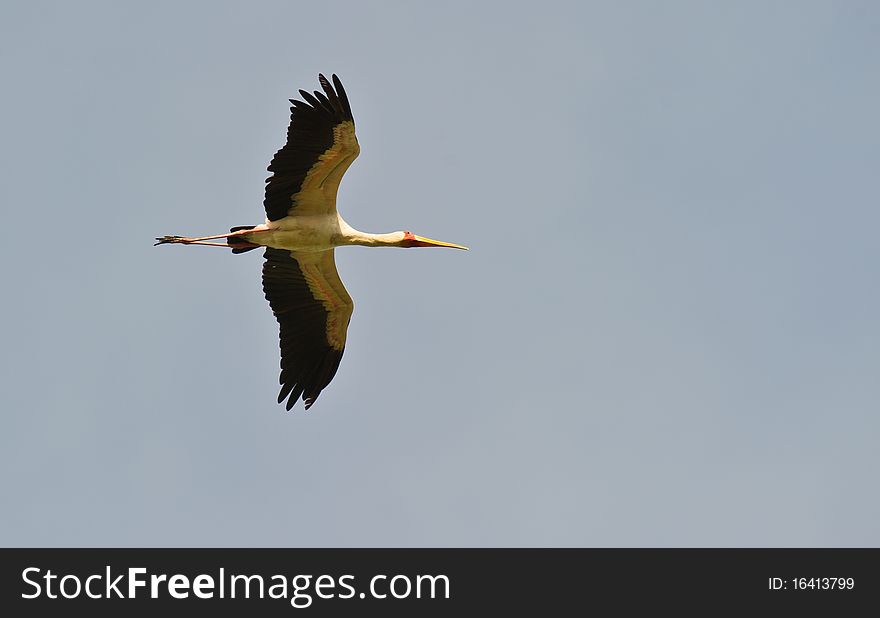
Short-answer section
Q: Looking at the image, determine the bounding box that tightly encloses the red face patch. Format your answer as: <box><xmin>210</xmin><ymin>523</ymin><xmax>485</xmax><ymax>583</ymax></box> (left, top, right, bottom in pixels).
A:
<box><xmin>403</xmin><ymin>231</ymin><xmax>415</xmax><ymax>241</ymax></box>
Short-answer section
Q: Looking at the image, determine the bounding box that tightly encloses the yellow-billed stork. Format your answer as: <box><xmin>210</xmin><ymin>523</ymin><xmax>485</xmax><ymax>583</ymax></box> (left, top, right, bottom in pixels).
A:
<box><xmin>156</xmin><ymin>74</ymin><xmax>466</xmax><ymax>411</ymax></box>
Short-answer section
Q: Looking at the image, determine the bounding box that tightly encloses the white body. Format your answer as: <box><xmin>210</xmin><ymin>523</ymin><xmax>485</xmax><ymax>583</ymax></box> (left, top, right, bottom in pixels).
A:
<box><xmin>249</xmin><ymin>215</ymin><xmax>404</xmax><ymax>252</ymax></box>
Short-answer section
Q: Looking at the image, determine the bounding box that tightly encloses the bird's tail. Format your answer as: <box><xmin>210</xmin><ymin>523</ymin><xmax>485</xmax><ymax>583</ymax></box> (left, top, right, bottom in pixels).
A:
<box><xmin>227</xmin><ymin>226</ymin><xmax>260</xmax><ymax>254</ymax></box>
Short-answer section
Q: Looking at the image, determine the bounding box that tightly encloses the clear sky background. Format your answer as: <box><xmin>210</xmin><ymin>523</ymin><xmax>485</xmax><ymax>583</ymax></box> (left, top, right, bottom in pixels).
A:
<box><xmin>1</xmin><ymin>1</ymin><xmax>878</xmax><ymax>546</ymax></box>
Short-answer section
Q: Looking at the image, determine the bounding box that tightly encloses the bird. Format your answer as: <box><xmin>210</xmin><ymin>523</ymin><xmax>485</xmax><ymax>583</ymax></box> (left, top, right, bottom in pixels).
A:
<box><xmin>156</xmin><ymin>74</ymin><xmax>467</xmax><ymax>411</ymax></box>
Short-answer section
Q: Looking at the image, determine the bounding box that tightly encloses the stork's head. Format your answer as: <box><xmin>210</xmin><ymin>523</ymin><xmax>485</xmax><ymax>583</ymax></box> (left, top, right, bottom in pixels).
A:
<box><xmin>398</xmin><ymin>231</ymin><xmax>468</xmax><ymax>250</ymax></box>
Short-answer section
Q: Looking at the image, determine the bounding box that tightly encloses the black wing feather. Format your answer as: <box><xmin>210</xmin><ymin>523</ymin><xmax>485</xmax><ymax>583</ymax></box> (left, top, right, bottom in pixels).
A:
<box><xmin>264</xmin><ymin>74</ymin><xmax>356</xmax><ymax>222</ymax></box>
<box><xmin>312</xmin><ymin>90</ymin><xmax>336</xmax><ymax>115</ymax></box>
<box><xmin>262</xmin><ymin>248</ymin><xmax>345</xmax><ymax>410</ymax></box>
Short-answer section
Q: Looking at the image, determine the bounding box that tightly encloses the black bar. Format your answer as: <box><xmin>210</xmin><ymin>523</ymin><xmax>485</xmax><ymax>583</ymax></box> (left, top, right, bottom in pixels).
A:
<box><xmin>1</xmin><ymin>548</ymin><xmax>876</xmax><ymax>614</ymax></box>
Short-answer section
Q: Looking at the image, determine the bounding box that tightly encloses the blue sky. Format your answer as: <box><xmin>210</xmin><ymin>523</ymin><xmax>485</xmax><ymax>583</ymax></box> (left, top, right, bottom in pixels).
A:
<box><xmin>1</xmin><ymin>0</ymin><xmax>878</xmax><ymax>546</ymax></box>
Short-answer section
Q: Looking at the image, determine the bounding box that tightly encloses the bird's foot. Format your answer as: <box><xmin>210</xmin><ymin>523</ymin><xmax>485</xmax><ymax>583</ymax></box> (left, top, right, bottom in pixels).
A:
<box><xmin>154</xmin><ymin>235</ymin><xmax>186</xmax><ymax>246</ymax></box>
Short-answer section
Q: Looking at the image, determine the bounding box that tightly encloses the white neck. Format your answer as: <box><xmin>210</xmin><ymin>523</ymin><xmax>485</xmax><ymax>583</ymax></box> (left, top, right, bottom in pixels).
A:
<box><xmin>339</xmin><ymin>222</ymin><xmax>405</xmax><ymax>247</ymax></box>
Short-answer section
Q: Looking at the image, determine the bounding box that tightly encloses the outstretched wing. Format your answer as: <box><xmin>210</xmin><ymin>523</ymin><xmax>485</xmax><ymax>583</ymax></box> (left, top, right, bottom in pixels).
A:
<box><xmin>264</xmin><ymin>74</ymin><xmax>360</xmax><ymax>221</ymax></box>
<box><xmin>261</xmin><ymin>247</ymin><xmax>354</xmax><ymax>410</ymax></box>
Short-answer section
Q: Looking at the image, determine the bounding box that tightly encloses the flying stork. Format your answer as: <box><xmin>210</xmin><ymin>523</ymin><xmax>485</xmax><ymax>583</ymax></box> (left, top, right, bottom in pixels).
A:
<box><xmin>156</xmin><ymin>74</ymin><xmax>467</xmax><ymax>411</ymax></box>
